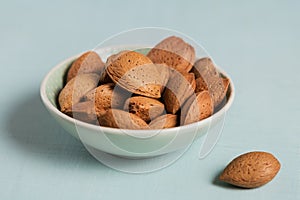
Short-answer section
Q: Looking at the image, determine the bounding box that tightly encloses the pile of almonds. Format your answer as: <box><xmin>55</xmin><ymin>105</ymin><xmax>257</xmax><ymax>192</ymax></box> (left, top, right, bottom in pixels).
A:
<box><xmin>58</xmin><ymin>36</ymin><xmax>230</xmax><ymax>129</ymax></box>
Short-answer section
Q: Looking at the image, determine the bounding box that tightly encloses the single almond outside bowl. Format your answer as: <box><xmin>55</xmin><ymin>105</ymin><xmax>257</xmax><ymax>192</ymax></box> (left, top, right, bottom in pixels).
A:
<box><xmin>40</xmin><ymin>46</ymin><xmax>235</xmax><ymax>158</ymax></box>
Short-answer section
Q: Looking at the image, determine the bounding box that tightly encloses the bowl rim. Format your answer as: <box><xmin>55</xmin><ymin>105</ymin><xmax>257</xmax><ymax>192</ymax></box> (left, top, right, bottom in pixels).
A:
<box><xmin>40</xmin><ymin>52</ymin><xmax>235</xmax><ymax>136</ymax></box>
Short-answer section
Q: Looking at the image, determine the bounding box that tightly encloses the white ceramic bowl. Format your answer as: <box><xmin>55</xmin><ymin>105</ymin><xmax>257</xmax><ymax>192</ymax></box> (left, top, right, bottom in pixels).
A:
<box><xmin>40</xmin><ymin>46</ymin><xmax>235</xmax><ymax>158</ymax></box>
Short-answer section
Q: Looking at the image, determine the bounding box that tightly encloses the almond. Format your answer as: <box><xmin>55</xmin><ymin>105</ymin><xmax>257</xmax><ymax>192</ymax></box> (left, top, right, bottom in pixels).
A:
<box><xmin>64</xmin><ymin>101</ymin><xmax>97</xmax><ymax>123</ymax></box>
<box><xmin>98</xmin><ymin>109</ymin><xmax>149</xmax><ymax>130</ymax></box>
<box><xmin>149</xmin><ymin>114</ymin><xmax>177</xmax><ymax>129</ymax></box>
<box><xmin>147</xmin><ymin>36</ymin><xmax>195</xmax><ymax>73</ymax></box>
<box><xmin>219</xmin><ymin>151</ymin><xmax>281</xmax><ymax>188</ymax></box>
<box><xmin>67</xmin><ymin>51</ymin><xmax>104</xmax><ymax>82</ymax></box>
<box><xmin>84</xmin><ymin>83</ymin><xmax>127</xmax><ymax>116</ymax></box>
<box><xmin>214</xmin><ymin>77</ymin><xmax>230</xmax><ymax>110</ymax></box>
<box><xmin>155</xmin><ymin>63</ymin><xmax>170</xmax><ymax>91</ymax></box>
<box><xmin>222</xmin><ymin>77</ymin><xmax>230</xmax><ymax>96</ymax></box>
<box><xmin>195</xmin><ymin>76</ymin><xmax>208</xmax><ymax>92</ymax></box>
<box><xmin>106</xmin><ymin>51</ymin><xmax>163</xmax><ymax>98</ymax></box>
<box><xmin>180</xmin><ymin>91</ymin><xmax>213</xmax><ymax>125</ymax></box>
<box><xmin>58</xmin><ymin>73</ymin><xmax>99</xmax><ymax>113</ymax></box>
<box><xmin>191</xmin><ymin>57</ymin><xmax>218</xmax><ymax>79</ymax></box>
<box><xmin>205</xmin><ymin>77</ymin><xmax>229</xmax><ymax>108</ymax></box>
<box><xmin>193</xmin><ymin>57</ymin><xmax>230</xmax><ymax>108</ymax></box>
<box><xmin>163</xmin><ymin>72</ymin><xmax>196</xmax><ymax>114</ymax></box>
<box><xmin>124</xmin><ymin>96</ymin><xmax>165</xmax><ymax>122</ymax></box>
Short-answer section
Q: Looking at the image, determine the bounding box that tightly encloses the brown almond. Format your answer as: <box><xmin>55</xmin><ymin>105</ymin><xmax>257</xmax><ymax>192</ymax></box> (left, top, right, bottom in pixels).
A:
<box><xmin>84</xmin><ymin>83</ymin><xmax>128</xmax><ymax>117</ymax></box>
<box><xmin>98</xmin><ymin>109</ymin><xmax>149</xmax><ymax>130</ymax></box>
<box><xmin>147</xmin><ymin>36</ymin><xmax>195</xmax><ymax>73</ymax></box>
<box><xmin>192</xmin><ymin>57</ymin><xmax>231</xmax><ymax>108</ymax></box>
<box><xmin>214</xmin><ymin>77</ymin><xmax>230</xmax><ymax>109</ymax></box>
<box><xmin>149</xmin><ymin>114</ymin><xmax>177</xmax><ymax>129</ymax></box>
<box><xmin>163</xmin><ymin>72</ymin><xmax>196</xmax><ymax>114</ymax></box>
<box><xmin>67</xmin><ymin>51</ymin><xmax>105</xmax><ymax>82</ymax></box>
<box><xmin>106</xmin><ymin>51</ymin><xmax>163</xmax><ymax>98</ymax></box>
<box><xmin>193</xmin><ymin>57</ymin><xmax>218</xmax><ymax>95</ymax></box>
<box><xmin>124</xmin><ymin>96</ymin><xmax>165</xmax><ymax>122</ymax></box>
<box><xmin>155</xmin><ymin>63</ymin><xmax>170</xmax><ymax>91</ymax></box>
<box><xmin>219</xmin><ymin>151</ymin><xmax>281</xmax><ymax>188</ymax></box>
<box><xmin>180</xmin><ymin>91</ymin><xmax>213</xmax><ymax>125</ymax></box>
<box><xmin>191</xmin><ymin>57</ymin><xmax>218</xmax><ymax>79</ymax></box>
<box><xmin>65</xmin><ymin>101</ymin><xmax>97</xmax><ymax>123</ymax></box>
<box><xmin>195</xmin><ymin>76</ymin><xmax>208</xmax><ymax>93</ymax></box>
<box><xmin>209</xmin><ymin>77</ymin><xmax>229</xmax><ymax>108</ymax></box>
<box><xmin>58</xmin><ymin>73</ymin><xmax>99</xmax><ymax>113</ymax></box>
<box><xmin>222</xmin><ymin>77</ymin><xmax>230</xmax><ymax>96</ymax></box>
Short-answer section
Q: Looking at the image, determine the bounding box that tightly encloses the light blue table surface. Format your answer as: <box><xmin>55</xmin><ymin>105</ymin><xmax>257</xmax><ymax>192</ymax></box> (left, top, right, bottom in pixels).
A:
<box><xmin>1</xmin><ymin>0</ymin><xmax>299</xmax><ymax>199</ymax></box>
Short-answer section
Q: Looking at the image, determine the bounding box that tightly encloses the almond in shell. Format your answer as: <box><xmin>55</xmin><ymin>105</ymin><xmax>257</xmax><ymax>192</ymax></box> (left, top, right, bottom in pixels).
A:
<box><xmin>193</xmin><ymin>57</ymin><xmax>230</xmax><ymax>108</ymax></box>
<box><xmin>147</xmin><ymin>36</ymin><xmax>195</xmax><ymax>73</ymax></box>
<box><xmin>155</xmin><ymin>63</ymin><xmax>170</xmax><ymax>91</ymax></box>
<box><xmin>149</xmin><ymin>114</ymin><xmax>177</xmax><ymax>129</ymax></box>
<box><xmin>180</xmin><ymin>91</ymin><xmax>213</xmax><ymax>125</ymax></box>
<box><xmin>58</xmin><ymin>73</ymin><xmax>99</xmax><ymax>113</ymax></box>
<box><xmin>106</xmin><ymin>51</ymin><xmax>163</xmax><ymax>98</ymax></box>
<box><xmin>67</xmin><ymin>51</ymin><xmax>105</xmax><ymax>82</ymax></box>
<box><xmin>65</xmin><ymin>101</ymin><xmax>97</xmax><ymax>123</ymax></box>
<box><xmin>214</xmin><ymin>77</ymin><xmax>230</xmax><ymax>110</ymax></box>
<box><xmin>163</xmin><ymin>72</ymin><xmax>196</xmax><ymax>114</ymax></box>
<box><xmin>195</xmin><ymin>76</ymin><xmax>230</xmax><ymax>108</ymax></box>
<box><xmin>98</xmin><ymin>109</ymin><xmax>149</xmax><ymax>130</ymax></box>
<box><xmin>84</xmin><ymin>83</ymin><xmax>127</xmax><ymax>116</ymax></box>
<box><xmin>124</xmin><ymin>96</ymin><xmax>165</xmax><ymax>122</ymax></box>
<box><xmin>191</xmin><ymin>57</ymin><xmax>218</xmax><ymax>79</ymax></box>
<box><xmin>219</xmin><ymin>151</ymin><xmax>281</xmax><ymax>188</ymax></box>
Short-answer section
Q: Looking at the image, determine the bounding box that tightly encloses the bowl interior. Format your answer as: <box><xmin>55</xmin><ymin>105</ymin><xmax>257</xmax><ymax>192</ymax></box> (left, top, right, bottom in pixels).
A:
<box><xmin>44</xmin><ymin>59</ymin><xmax>71</xmax><ymax>108</ymax></box>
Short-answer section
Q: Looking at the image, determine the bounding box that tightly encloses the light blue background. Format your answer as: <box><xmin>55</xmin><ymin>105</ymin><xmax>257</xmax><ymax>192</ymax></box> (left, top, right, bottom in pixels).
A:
<box><xmin>1</xmin><ymin>0</ymin><xmax>299</xmax><ymax>199</ymax></box>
